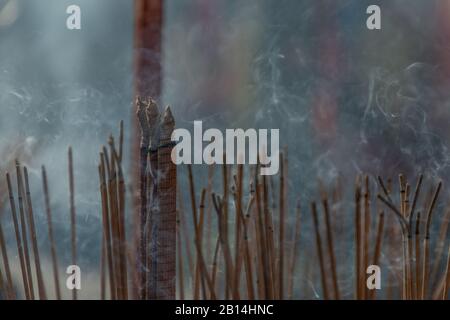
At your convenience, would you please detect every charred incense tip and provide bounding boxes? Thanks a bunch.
[146,99,160,149]
[160,106,175,142]
[136,96,150,145]
[146,98,159,125]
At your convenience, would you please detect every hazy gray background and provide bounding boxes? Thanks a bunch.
[1,0,450,299]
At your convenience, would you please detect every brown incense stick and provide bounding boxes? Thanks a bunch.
[287,200,301,300]
[278,154,285,300]
[323,197,340,299]
[99,156,116,299]
[369,212,384,300]
[362,175,370,300]
[0,216,14,299]
[176,211,185,300]
[355,179,362,299]
[42,166,61,300]
[311,202,329,300]
[23,167,47,300]
[6,172,30,299]
[415,211,421,300]
[68,147,77,300]
[421,181,442,299]
[15,161,34,300]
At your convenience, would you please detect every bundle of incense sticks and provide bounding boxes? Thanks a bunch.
[177,163,450,300]
[135,97,176,300]
[0,104,449,300]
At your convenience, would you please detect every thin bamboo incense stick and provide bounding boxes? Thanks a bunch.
[68,147,77,300]
[369,212,384,300]
[442,245,450,299]
[108,142,122,299]
[421,181,442,299]
[363,175,370,300]
[210,236,220,299]
[100,227,106,300]
[430,209,450,288]
[287,200,301,300]
[23,167,47,300]
[15,161,34,300]
[278,153,285,300]
[311,202,329,300]
[262,174,275,299]
[415,211,421,300]
[323,197,340,299]
[239,191,255,300]
[354,179,362,300]
[254,170,268,299]
[176,211,185,300]
[193,189,206,299]
[177,184,194,278]
[6,172,30,299]
[233,164,244,297]
[0,216,14,299]
[110,137,128,299]
[42,166,61,300]
[188,169,215,299]
[99,156,116,299]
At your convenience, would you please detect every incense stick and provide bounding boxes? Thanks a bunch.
[6,172,29,299]
[23,166,47,299]
[15,161,34,300]
[68,147,77,300]
[311,202,329,300]
[42,166,61,300]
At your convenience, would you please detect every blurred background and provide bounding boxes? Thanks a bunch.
[1,0,450,299]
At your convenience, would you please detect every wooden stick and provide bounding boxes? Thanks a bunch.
[176,211,185,300]
[311,202,329,300]
[421,181,442,299]
[42,166,61,300]
[193,189,206,299]
[262,175,275,299]
[0,213,14,299]
[188,168,216,299]
[99,156,116,299]
[240,190,255,300]
[430,209,450,288]
[287,200,301,300]
[354,179,362,299]
[6,172,30,299]
[68,147,77,300]
[110,138,128,299]
[415,211,422,300]
[254,171,268,299]
[100,227,106,300]
[278,154,285,300]
[362,175,370,300]
[23,167,47,299]
[15,161,34,300]
[442,245,450,299]
[233,164,244,297]
[210,236,220,299]
[177,184,194,278]
[323,197,339,299]
[369,212,384,300]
